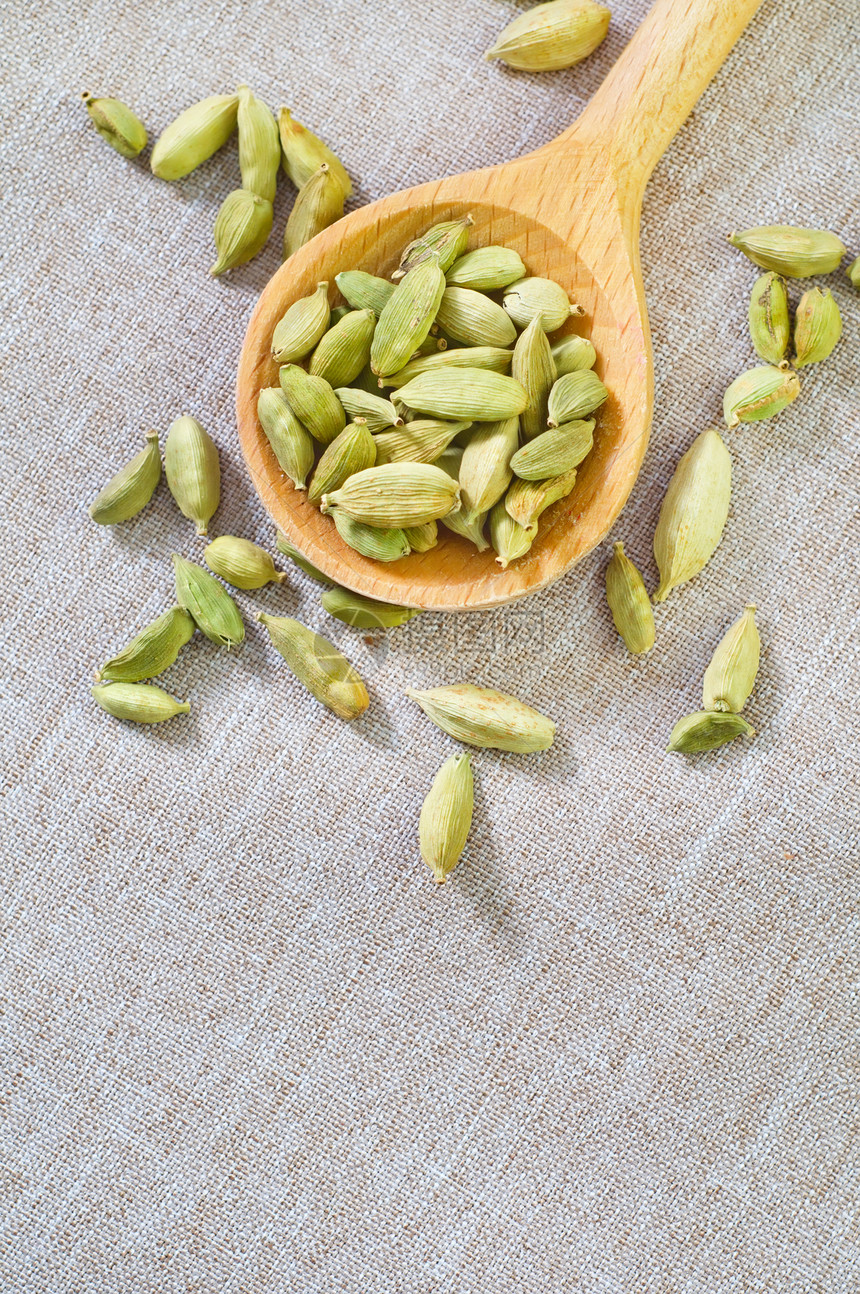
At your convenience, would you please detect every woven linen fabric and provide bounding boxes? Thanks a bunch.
[1,0,859,1288]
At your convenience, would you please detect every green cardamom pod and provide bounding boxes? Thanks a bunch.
[283,163,345,259]
[394,369,528,421]
[723,364,800,427]
[331,509,411,562]
[547,370,608,425]
[442,505,490,552]
[308,419,377,507]
[335,270,394,316]
[667,710,755,754]
[164,415,220,535]
[728,225,846,278]
[151,93,239,180]
[277,107,351,196]
[92,682,190,724]
[321,587,420,629]
[386,345,514,389]
[96,606,195,682]
[322,462,459,528]
[309,308,376,387]
[82,91,147,158]
[504,467,578,528]
[257,387,315,490]
[459,418,518,519]
[89,431,161,525]
[275,531,334,584]
[848,256,860,289]
[334,387,403,432]
[258,613,369,720]
[271,281,331,364]
[551,335,597,376]
[652,428,731,603]
[406,684,555,752]
[403,521,438,552]
[702,604,760,713]
[604,542,654,654]
[748,272,790,365]
[503,276,580,332]
[236,85,280,203]
[373,418,469,466]
[793,287,842,368]
[329,305,352,326]
[510,419,593,480]
[486,0,611,71]
[279,364,346,445]
[172,553,244,648]
[371,259,447,377]
[419,752,474,884]
[489,499,537,567]
[446,246,526,290]
[204,535,286,589]
[513,316,556,440]
[211,188,273,275]
[394,216,473,279]
[435,286,517,348]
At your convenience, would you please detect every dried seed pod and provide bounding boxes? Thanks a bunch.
[258,613,369,719]
[435,286,517,348]
[459,418,519,518]
[321,463,459,528]
[96,606,195,682]
[275,531,334,584]
[92,682,190,724]
[309,309,376,387]
[334,388,403,432]
[335,270,394,316]
[151,93,239,180]
[667,710,755,754]
[277,108,351,196]
[702,604,760,713]
[748,272,790,365]
[331,510,411,562]
[403,521,438,552]
[386,346,514,388]
[278,364,345,445]
[271,281,331,364]
[82,92,147,157]
[441,505,490,552]
[489,499,537,567]
[513,316,556,440]
[394,216,473,279]
[547,370,608,425]
[510,419,593,480]
[551,335,597,376]
[419,753,474,884]
[88,431,161,525]
[373,419,469,465]
[728,225,846,277]
[370,259,446,377]
[504,467,578,528]
[211,188,273,275]
[307,420,377,507]
[237,85,280,202]
[172,554,244,648]
[321,588,420,629]
[723,364,800,427]
[486,0,611,71]
[848,256,860,289]
[604,542,654,654]
[394,370,528,421]
[793,287,842,368]
[257,387,315,490]
[446,246,526,290]
[204,536,286,589]
[406,683,555,752]
[164,416,220,536]
[503,277,579,332]
[282,163,345,259]
[652,428,731,603]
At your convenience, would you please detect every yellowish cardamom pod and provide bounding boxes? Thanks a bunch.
[394,369,528,421]
[204,535,286,589]
[848,256,860,289]
[322,462,459,528]
[403,521,438,552]
[728,225,846,277]
[172,553,244,648]
[321,587,420,629]
[513,316,556,440]
[723,364,800,427]
[793,287,842,368]
[257,387,315,490]
[283,163,345,259]
[211,188,273,276]
[92,682,190,724]
[504,467,578,528]
[151,93,239,181]
[435,286,517,348]
[394,216,474,279]
[96,606,195,683]
[652,428,731,603]
[551,335,597,376]
[667,710,755,754]
[309,308,376,387]
[334,387,403,432]
[275,531,333,584]
[371,259,447,377]
[503,276,579,332]
[547,370,608,425]
[702,604,760,713]
[419,753,474,884]
[335,270,394,316]
[748,272,789,365]
[459,417,519,520]
[406,683,555,752]
[82,91,147,157]
[486,0,610,71]
[331,510,411,562]
[164,415,220,535]
[279,364,346,445]
[373,418,469,466]
[442,505,490,552]
[237,85,280,203]
[88,431,161,525]
[489,499,537,567]
[510,418,593,480]
[258,613,369,720]
[277,107,352,196]
[446,246,526,290]
[386,345,513,388]
[272,281,331,364]
[604,542,654,654]
[308,419,377,507]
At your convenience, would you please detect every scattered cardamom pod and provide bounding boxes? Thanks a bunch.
[394,216,473,279]
[164,415,220,535]
[258,613,369,720]
[446,246,526,291]
[489,499,537,567]
[551,335,597,376]
[728,225,846,277]
[279,364,346,445]
[271,281,331,364]
[702,604,760,713]
[505,467,579,528]
[88,430,161,525]
[442,505,490,552]
[204,535,286,589]
[211,188,273,276]
[394,370,528,421]
[283,163,345,259]
[667,710,755,754]
[275,530,333,584]
[322,462,459,528]
[459,418,518,520]
[236,84,280,202]
[277,107,351,196]
[331,509,411,562]
[435,286,517,348]
[604,542,654,654]
[406,683,555,752]
[82,91,147,158]
[486,0,611,71]
[151,92,239,180]
[96,606,195,683]
[308,419,377,507]
[321,588,420,629]
[257,387,315,490]
[848,256,860,289]
[172,553,244,648]
[419,753,474,884]
[512,316,556,440]
[403,521,439,552]
[793,287,842,368]
[652,428,732,603]
[748,272,790,365]
[373,418,469,465]
[334,388,403,432]
[371,259,447,377]
[503,276,579,332]
[510,418,593,480]
[309,308,376,387]
[723,364,800,427]
[92,682,190,724]
[335,270,394,316]
[547,370,608,425]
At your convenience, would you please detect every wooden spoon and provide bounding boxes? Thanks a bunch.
[237,0,762,611]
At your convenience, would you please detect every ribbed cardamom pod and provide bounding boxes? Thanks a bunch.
[667,710,755,754]
[386,346,514,389]
[333,388,403,432]
[279,364,346,445]
[848,256,860,289]
[271,281,331,364]
[257,387,315,490]
[371,259,447,377]
[406,684,556,752]
[394,369,528,421]
[723,364,800,427]
[489,499,537,567]
[164,416,220,535]
[277,108,352,196]
[322,463,459,528]
[321,587,420,629]
[446,246,526,291]
[434,286,517,348]
[89,431,161,525]
[486,0,610,71]
[204,535,286,589]
[504,467,578,528]
[334,270,394,316]
[702,604,760,713]
[459,418,518,519]
[236,85,280,203]
[373,418,469,466]
[403,521,438,552]
[728,225,846,277]
[547,370,608,425]
[275,531,334,584]
[92,682,190,724]
[394,216,474,279]
[82,92,147,158]
[309,308,376,387]
[283,163,345,259]
[96,606,195,683]
[331,510,411,562]
[503,276,580,332]
[513,316,556,440]
[604,542,654,654]
[551,335,597,376]
[211,188,273,275]
[793,287,842,368]
[442,505,490,552]
[258,613,369,720]
[308,419,377,507]
[748,272,790,365]
[151,93,239,180]
[329,305,351,326]
[510,418,594,480]
[652,428,731,603]
[419,753,474,884]
[172,554,244,648]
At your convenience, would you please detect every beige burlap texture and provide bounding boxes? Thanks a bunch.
[1,0,858,1288]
